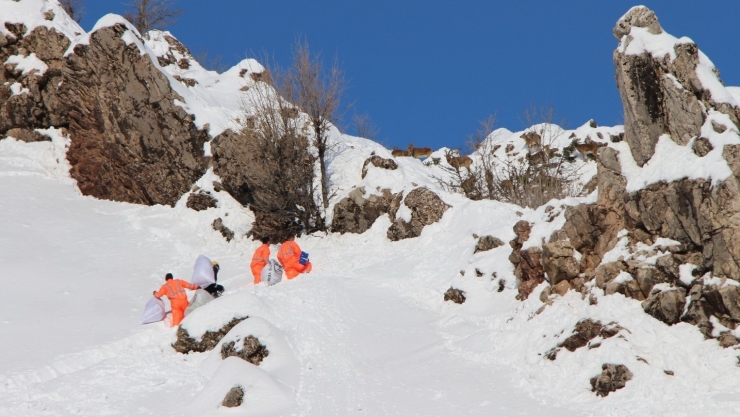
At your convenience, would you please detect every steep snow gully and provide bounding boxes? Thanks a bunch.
[4,137,740,416]
[0,138,580,416]
[4,2,740,416]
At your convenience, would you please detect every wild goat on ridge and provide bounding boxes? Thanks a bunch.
[575,140,604,160]
[408,143,433,159]
[391,143,434,159]
[391,148,411,157]
[445,150,472,173]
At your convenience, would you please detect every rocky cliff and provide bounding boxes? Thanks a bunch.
[1,2,212,206]
[539,6,740,343]
[63,21,209,206]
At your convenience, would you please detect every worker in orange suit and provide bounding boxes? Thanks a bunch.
[250,237,271,284]
[277,235,312,280]
[153,273,199,326]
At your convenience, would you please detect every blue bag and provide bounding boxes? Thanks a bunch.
[299,251,309,265]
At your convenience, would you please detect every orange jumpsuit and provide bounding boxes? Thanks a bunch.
[154,279,199,326]
[277,240,312,279]
[250,243,270,284]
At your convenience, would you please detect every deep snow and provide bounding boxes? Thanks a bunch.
[2,2,740,415]
[1,130,740,416]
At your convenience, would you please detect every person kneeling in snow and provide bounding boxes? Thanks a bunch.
[202,261,225,298]
[153,273,199,326]
[250,237,271,284]
[277,235,312,280]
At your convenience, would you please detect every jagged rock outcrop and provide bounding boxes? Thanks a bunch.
[642,287,686,325]
[474,235,504,254]
[221,335,269,365]
[614,6,740,166]
[63,23,209,206]
[508,221,545,300]
[331,187,402,234]
[546,319,623,360]
[361,155,397,179]
[590,364,633,397]
[533,7,740,346]
[676,282,740,338]
[387,187,450,241]
[718,332,740,348]
[172,316,248,353]
[210,130,254,204]
[542,240,579,285]
[4,127,51,142]
[443,287,466,304]
[0,23,70,138]
[1,9,212,207]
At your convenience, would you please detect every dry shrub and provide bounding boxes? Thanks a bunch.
[236,76,323,241]
[445,108,585,208]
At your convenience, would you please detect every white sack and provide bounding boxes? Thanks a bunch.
[185,289,215,316]
[191,254,215,287]
[141,297,166,324]
[261,259,283,286]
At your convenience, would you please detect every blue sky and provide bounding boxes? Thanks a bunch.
[79,1,740,150]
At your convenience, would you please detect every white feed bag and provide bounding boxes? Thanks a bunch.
[191,254,216,287]
[261,259,284,286]
[185,289,215,316]
[141,297,166,324]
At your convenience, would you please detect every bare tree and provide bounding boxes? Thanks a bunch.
[279,39,348,211]
[193,49,230,73]
[236,59,325,240]
[123,0,182,35]
[434,115,494,200]
[352,112,379,140]
[60,0,85,23]
[234,71,324,241]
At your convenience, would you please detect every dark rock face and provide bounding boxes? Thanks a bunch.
[187,191,217,211]
[387,187,450,241]
[0,25,70,137]
[546,319,623,360]
[680,283,740,338]
[212,218,234,242]
[561,319,622,352]
[210,129,253,206]
[1,16,211,207]
[508,221,545,300]
[172,316,248,353]
[331,187,402,234]
[718,332,740,348]
[642,288,686,325]
[221,386,244,408]
[474,235,504,254]
[361,155,398,179]
[538,7,740,347]
[63,24,209,206]
[542,240,579,286]
[443,287,466,304]
[4,127,51,142]
[614,6,740,167]
[221,335,269,365]
[590,364,633,397]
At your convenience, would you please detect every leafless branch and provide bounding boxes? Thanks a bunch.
[60,0,85,23]
[124,0,182,35]
[352,112,379,140]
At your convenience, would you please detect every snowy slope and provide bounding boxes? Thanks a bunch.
[2,131,740,416]
[2,2,740,416]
